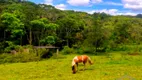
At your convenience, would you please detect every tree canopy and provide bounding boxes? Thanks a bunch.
[0,1,142,53]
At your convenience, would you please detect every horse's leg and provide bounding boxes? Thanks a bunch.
[83,61,86,70]
[76,63,78,71]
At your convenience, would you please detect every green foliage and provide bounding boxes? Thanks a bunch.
[83,17,108,53]
[4,41,16,52]
[56,17,84,47]
[46,23,58,30]
[1,12,24,39]
[30,18,49,29]
[30,18,58,45]
[1,12,24,28]
[0,0,20,3]
[35,48,54,58]
[61,46,75,54]
[0,42,5,53]
[3,41,29,53]
[0,45,41,64]
[1,1,142,62]
[30,19,45,28]
[0,52,39,64]
[36,48,48,58]
[40,36,56,45]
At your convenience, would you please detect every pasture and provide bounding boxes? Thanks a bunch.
[0,52,142,80]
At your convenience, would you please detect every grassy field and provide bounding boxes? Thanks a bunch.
[0,52,142,80]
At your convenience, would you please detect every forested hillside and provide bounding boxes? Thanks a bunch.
[0,0,142,61]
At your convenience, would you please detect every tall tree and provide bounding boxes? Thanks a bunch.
[30,18,58,45]
[57,17,84,47]
[1,12,24,45]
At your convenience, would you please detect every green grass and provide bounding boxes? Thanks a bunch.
[0,53,142,80]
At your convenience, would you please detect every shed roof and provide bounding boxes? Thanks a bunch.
[34,46,59,49]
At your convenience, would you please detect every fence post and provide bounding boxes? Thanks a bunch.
[56,48,59,56]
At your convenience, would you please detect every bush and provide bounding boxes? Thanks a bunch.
[36,48,52,58]
[76,48,84,54]
[0,54,13,64]
[61,46,75,54]
[0,42,5,53]
[0,45,41,64]
[0,52,40,64]
[106,44,142,52]
[0,44,60,64]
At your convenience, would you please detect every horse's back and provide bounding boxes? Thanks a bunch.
[77,55,88,62]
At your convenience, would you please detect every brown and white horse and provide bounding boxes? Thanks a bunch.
[72,55,93,74]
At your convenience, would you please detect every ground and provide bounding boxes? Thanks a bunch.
[0,52,142,80]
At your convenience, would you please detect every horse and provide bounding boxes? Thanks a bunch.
[72,55,93,74]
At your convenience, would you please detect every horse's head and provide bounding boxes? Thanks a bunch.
[90,61,93,65]
[88,57,93,65]
[72,65,76,74]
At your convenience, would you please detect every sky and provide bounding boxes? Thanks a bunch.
[28,0,142,16]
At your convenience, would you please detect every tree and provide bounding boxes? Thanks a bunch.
[1,12,24,45]
[56,17,84,47]
[40,36,55,45]
[30,18,58,45]
[84,18,103,52]
[21,2,40,45]
[112,17,131,44]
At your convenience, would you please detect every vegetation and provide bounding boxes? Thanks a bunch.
[0,0,142,64]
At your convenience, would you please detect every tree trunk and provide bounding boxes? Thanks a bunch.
[66,28,69,47]
[29,28,32,45]
[4,30,5,41]
[20,36,22,45]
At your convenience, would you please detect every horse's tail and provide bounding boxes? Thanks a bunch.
[88,56,93,65]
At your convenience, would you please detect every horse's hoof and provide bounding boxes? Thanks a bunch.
[80,69,84,71]
[73,72,76,74]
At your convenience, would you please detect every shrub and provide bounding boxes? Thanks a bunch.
[0,42,5,53]
[4,41,15,53]
[76,48,84,54]
[0,45,41,64]
[0,52,40,64]
[61,46,75,54]
[36,48,52,58]
[0,45,60,64]
[0,53,13,64]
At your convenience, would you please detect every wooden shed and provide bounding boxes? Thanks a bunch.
[34,46,59,56]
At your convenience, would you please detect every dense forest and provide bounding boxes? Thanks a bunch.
[0,0,142,63]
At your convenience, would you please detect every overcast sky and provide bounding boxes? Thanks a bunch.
[28,0,142,16]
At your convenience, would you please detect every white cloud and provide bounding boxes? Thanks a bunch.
[67,0,90,6]
[87,9,137,16]
[122,0,142,11]
[118,12,137,16]
[55,4,66,10]
[67,0,102,6]
[91,0,102,3]
[44,0,53,5]
[105,2,123,6]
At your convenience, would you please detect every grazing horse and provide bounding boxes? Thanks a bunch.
[72,55,93,74]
